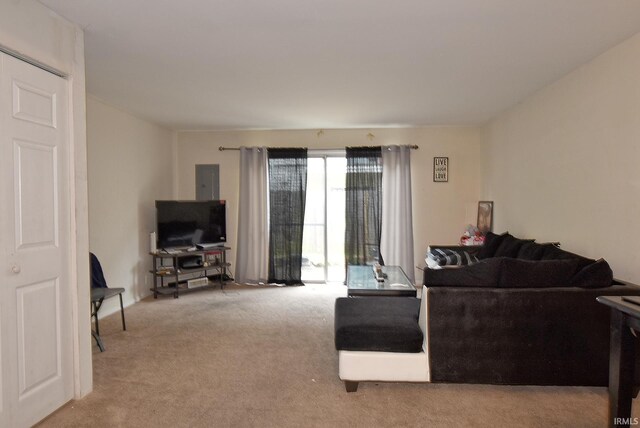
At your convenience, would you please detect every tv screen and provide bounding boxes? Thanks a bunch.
[156,200,226,249]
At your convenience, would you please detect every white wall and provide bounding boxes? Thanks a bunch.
[0,0,76,75]
[1,0,92,398]
[482,31,640,283]
[176,127,482,280]
[87,96,174,313]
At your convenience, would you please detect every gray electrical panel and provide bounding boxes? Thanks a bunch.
[195,164,220,200]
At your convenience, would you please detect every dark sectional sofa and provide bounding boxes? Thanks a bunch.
[423,232,640,385]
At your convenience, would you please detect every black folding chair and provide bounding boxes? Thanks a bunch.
[90,252,126,351]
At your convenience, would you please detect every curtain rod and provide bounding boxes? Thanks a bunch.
[218,145,419,151]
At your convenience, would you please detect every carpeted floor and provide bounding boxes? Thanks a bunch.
[38,283,635,427]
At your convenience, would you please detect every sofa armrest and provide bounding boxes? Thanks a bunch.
[427,283,640,385]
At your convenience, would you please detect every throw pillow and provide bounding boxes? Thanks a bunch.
[477,232,508,259]
[498,258,582,288]
[426,248,479,269]
[494,235,533,258]
[540,245,569,260]
[569,259,613,288]
[424,258,503,287]
[516,242,553,260]
[541,245,594,270]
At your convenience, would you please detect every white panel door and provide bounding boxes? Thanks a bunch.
[0,53,73,427]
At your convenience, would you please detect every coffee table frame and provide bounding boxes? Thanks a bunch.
[346,265,416,297]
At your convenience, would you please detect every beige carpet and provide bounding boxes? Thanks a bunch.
[38,283,636,427]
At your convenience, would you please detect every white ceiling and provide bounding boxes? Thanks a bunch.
[39,0,640,131]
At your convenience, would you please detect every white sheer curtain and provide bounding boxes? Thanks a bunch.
[380,145,415,283]
[235,147,269,284]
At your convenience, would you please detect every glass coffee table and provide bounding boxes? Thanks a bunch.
[346,265,416,297]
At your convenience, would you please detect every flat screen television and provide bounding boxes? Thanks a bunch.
[156,200,226,249]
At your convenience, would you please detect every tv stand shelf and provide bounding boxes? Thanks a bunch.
[150,247,231,299]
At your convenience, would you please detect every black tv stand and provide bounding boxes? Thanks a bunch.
[150,247,231,298]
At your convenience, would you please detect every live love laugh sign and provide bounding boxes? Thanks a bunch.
[433,157,449,182]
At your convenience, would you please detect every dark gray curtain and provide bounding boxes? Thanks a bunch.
[268,148,308,285]
[345,146,382,266]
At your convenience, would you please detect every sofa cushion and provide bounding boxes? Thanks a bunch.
[477,232,508,259]
[494,234,533,258]
[498,258,582,288]
[334,297,422,353]
[424,258,503,287]
[516,242,552,260]
[570,259,613,289]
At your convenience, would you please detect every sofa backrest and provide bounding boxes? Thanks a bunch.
[423,255,614,289]
[473,232,614,288]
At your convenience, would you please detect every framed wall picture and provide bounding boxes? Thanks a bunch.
[433,157,448,182]
[477,201,494,234]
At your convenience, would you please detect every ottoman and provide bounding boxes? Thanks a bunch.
[334,288,430,391]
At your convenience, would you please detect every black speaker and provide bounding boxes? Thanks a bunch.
[178,256,203,269]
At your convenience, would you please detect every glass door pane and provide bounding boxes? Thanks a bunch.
[301,158,325,281]
[326,157,346,282]
[302,156,346,283]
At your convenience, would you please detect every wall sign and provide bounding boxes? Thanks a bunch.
[433,157,448,182]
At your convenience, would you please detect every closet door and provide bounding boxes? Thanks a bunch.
[0,52,73,427]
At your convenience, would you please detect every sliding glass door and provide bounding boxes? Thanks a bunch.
[301,154,346,283]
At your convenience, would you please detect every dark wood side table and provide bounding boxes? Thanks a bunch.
[597,296,640,428]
